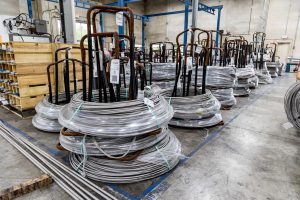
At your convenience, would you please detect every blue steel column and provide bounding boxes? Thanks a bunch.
[118,0,125,49]
[142,17,145,51]
[27,0,33,18]
[100,13,104,32]
[118,0,125,35]
[215,8,222,48]
[183,0,189,47]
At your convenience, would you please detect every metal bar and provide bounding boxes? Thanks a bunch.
[27,0,33,18]
[215,9,222,48]
[58,0,67,43]
[191,0,199,28]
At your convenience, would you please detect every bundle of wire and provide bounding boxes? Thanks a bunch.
[69,130,181,183]
[32,94,66,132]
[266,62,279,78]
[58,87,182,183]
[284,83,300,130]
[194,66,236,88]
[146,63,176,89]
[160,88,222,128]
[211,88,237,109]
[58,90,174,137]
[255,69,273,84]
[234,67,256,97]
[193,66,237,109]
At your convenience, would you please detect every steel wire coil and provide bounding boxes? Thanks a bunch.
[35,94,67,119]
[159,88,222,127]
[58,89,174,137]
[59,127,168,156]
[32,114,62,132]
[69,130,181,183]
[169,113,222,128]
[256,69,273,84]
[211,88,236,108]
[194,66,236,88]
[284,83,300,130]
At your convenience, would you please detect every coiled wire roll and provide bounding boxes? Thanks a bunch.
[194,66,237,88]
[59,127,168,156]
[32,114,62,132]
[69,130,182,183]
[256,69,273,84]
[58,89,174,137]
[160,88,222,128]
[284,83,300,130]
[146,63,176,89]
[211,88,237,109]
[32,94,67,132]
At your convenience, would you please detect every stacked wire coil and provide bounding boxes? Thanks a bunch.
[284,83,300,130]
[32,95,64,132]
[194,66,237,109]
[160,88,222,128]
[58,88,182,183]
[146,63,176,89]
[234,66,257,97]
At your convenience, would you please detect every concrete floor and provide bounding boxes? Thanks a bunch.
[0,73,299,200]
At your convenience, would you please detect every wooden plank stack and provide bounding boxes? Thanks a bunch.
[0,42,86,112]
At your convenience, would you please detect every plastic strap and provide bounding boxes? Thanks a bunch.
[155,145,171,170]
[92,136,136,159]
[68,101,84,123]
[125,88,129,100]
[75,134,87,177]
[147,104,161,128]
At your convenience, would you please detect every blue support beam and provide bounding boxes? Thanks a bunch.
[27,0,33,18]
[142,17,145,51]
[183,0,189,48]
[106,0,143,6]
[215,8,222,48]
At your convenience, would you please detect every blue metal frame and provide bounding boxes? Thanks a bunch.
[27,0,33,18]
[183,0,189,48]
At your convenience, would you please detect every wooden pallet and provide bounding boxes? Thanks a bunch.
[9,94,45,111]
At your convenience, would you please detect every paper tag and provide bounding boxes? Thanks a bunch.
[116,12,123,26]
[186,57,193,74]
[137,90,144,100]
[144,97,154,108]
[230,57,235,65]
[110,59,120,84]
[177,80,182,88]
[195,45,202,54]
[121,52,125,57]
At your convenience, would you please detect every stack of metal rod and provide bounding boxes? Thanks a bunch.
[58,88,182,183]
[194,66,237,109]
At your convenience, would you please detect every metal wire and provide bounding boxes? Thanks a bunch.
[69,129,182,183]
[58,89,174,138]
[284,83,300,130]
[59,128,168,156]
[0,121,117,200]
[160,88,222,127]
[32,114,61,133]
